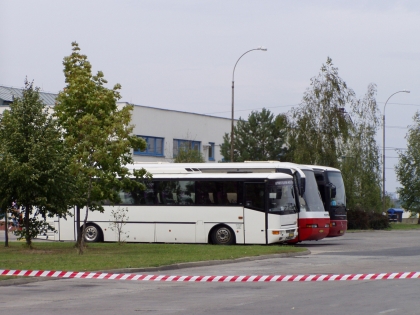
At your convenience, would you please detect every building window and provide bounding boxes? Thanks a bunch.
[134,136,164,156]
[173,139,200,158]
[208,142,215,161]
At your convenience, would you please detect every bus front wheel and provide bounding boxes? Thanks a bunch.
[211,225,235,245]
[84,224,102,242]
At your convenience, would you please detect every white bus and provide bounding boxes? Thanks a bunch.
[55,170,298,245]
[133,162,330,243]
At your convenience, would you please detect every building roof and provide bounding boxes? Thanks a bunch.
[0,85,232,121]
[0,86,57,106]
[121,102,233,121]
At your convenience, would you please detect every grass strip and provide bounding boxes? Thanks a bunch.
[348,222,420,232]
[387,223,420,230]
[0,242,305,276]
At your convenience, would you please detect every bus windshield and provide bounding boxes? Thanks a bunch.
[268,180,297,214]
[302,170,325,212]
[327,171,346,206]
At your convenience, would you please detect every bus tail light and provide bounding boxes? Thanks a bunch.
[306,224,318,228]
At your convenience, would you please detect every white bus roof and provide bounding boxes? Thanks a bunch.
[141,171,293,181]
[306,165,342,173]
[244,162,314,172]
[128,166,202,174]
[130,161,309,177]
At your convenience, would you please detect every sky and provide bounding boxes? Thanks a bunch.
[1,0,419,194]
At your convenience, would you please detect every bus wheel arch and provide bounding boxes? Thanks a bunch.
[83,223,103,242]
[210,224,236,245]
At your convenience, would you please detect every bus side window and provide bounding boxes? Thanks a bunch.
[224,181,240,205]
[227,193,237,204]
[244,183,265,211]
[217,192,225,205]
[208,193,214,203]
[162,191,176,204]
[144,191,156,205]
[195,181,212,205]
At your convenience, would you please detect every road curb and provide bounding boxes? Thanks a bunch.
[0,250,310,286]
[100,249,310,273]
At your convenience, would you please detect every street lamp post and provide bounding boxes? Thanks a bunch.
[230,47,267,162]
[382,90,410,213]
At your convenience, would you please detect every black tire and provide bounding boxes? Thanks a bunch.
[211,225,235,245]
[84,224,102,242]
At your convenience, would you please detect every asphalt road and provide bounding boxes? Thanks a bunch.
[1,230,420,315]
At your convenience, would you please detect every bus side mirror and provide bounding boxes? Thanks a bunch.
[327,183,336,198]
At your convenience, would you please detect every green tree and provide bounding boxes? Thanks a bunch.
[54,42,147,253]
[395,111,420,223]
[220,108,288,162]
[0,79,74,247]
[289,57,354,167]
[341,84,382,211]
[289,58,382,211]
[174,145,205,163]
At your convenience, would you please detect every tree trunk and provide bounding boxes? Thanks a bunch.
[24,204,31,247]
[4,207,9,247]
[78,177,93,254]
[76,176,93,255]
[79,206,90,254]
[76,205,88,255]
[76,205,81,248]
[76,205,87,255]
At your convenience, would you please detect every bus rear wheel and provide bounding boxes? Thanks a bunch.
[211,225,235,245]
[84,224,102,242]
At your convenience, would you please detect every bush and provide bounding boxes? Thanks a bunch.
[368,212,390,230]
[347,206,390,230]
[347,209,370,230]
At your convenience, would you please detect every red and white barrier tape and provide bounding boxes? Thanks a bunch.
[1,270,420,282]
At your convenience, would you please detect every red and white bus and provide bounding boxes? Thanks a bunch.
[309,165,347,237]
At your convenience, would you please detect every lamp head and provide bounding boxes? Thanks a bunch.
[258,46,268,51]
[404,90,410,93]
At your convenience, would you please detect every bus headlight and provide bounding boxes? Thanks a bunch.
[272,230,280,235]
[330,222,336,227]
[306,224,318,228]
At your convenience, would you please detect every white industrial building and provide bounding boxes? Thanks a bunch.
[0,85,231,163]
[128,103,231,163]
